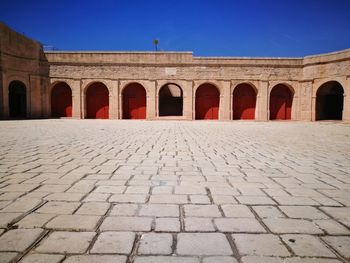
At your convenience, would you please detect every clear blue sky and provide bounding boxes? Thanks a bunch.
[1,0,350,57]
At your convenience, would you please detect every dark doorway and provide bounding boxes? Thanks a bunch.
[195,84,220,120]
[233,83,256,120]
[270,84,293,120]
[159,84,183,116]
[51,82,72,118]
[9,81,27,118]
[86,82,109,119]
[123,83,146,119]
[316,81,344,120]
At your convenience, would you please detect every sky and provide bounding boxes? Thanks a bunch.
[1,0,350,57]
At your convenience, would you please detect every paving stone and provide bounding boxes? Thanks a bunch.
[236,196,276,205]
[319,207,350,220]
[14,213,55,228]
[0,184,38,193]
[212,195,238,204]
[109,194,147,203]
[35,231,95,253]
[110,204,139,216]
[241,256,284,263]
[139,233,172,255]
[139,204,179,217]
[44,193,84,202]
[46,215,101,230]
[1,198,41,213]
[221,205,255,218]
[155,218,180,232]
[279,206,328,219]
[273,196,319,206]
[0,252,18,263]
[0,213,22,227]
[64,255,127,263]
[0,229,44,252]
[184,217,215,231]
[75,202,110,215]
[282,234,336,257]
[283,258,342,263]
[35,201,80,214]
[174,186,206,195]
[215,218,266,233]
[90,232,135,254]
[190,195,211,204]
[313,219,350,235]
[184,205,221,217]
[134,256,199,263]
[100,216,152,231]
[125,186,150,194]
[177,233,232,255]
[149,195,188,204]
[83,193,110,202]
[322,236,350,258]
[252,206,285,218]
[202,257,238,263]
[94,185,125,194]
[20,253,64,263]
[263,218,323,234]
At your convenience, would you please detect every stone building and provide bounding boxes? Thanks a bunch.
[1,23,349,121]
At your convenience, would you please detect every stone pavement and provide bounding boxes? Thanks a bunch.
[0,120,350,263]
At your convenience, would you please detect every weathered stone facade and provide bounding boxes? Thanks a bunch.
[1,23,349,121]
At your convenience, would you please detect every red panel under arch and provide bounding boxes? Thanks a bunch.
[122,83,146,119]
[232,84,256,120]
[86,82,109,119]
[269,84,293,120]
[195,84,220,120]
[51,82,72,118]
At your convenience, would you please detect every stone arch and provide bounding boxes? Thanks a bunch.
[269,84,294,120]
[232,83,257,120]
[158,83,183,116]
[8,80,27,118]
[51,82,72,118]
[316,81,344,120]
[85,82,109,119]
[195,83,220,120]
[122,82,147,119]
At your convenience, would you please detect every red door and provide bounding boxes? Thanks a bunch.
[122,84,146,119]
[270,84,292,120]
[51,83,72,118]
[86,83,109,119]
[195,84,220,120]
[233,84,256,120]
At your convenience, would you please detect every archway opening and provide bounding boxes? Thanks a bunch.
[122,83,146,119]
[232,83,256,120]
[316,81,344,121]
[86,82,109,119]
[195,83,220,120]
[51,82,72,118]
[9,81,27,118]
[158,84,183,116]
[269,84,293,120]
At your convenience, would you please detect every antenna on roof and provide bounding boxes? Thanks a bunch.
[153,39,159,51]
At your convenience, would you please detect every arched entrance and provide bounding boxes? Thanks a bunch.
[122,83,146,119]
[195,83,220,120]
[158,84,183,116]
[232,83,256,120]
[9,81,27,118]
[269,84,293,120]
[86,82,109,119]
[51,82,72,118]
[316,81,344,120]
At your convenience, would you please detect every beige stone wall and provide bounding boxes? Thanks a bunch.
[44,49,350,121]
[1,23,349,121]
[0,23,49,119]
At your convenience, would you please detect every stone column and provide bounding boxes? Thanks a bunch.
[182,80,193,120]
[343,76,350,121]
[257,81,269,121]
[40,77,50,118]
[146,81,156,120]
[299,81,313,121]
[109,80,119,119]
[70,80,82,119]
[220,81,231,121]
[29,75,42,118]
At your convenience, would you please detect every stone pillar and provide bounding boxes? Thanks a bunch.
[0,73,4,119]
[109,80,119,119]
[40,77,50,118]
[299,81,313,121]
[257,81,269,121]
[343,76,350,121]
[182,80,193,120]
[220,81,231,121]
[70,80,82,119]
[146,81,156,120]
[29,75,42,118]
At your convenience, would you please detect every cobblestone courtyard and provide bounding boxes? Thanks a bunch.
[0,120,350,263]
